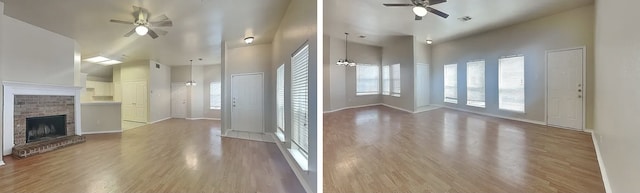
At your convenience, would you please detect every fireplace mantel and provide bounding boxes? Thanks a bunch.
[2,81,83,159]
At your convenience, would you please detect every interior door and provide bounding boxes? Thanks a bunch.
[547,48,584,130]
[171,83,187,118]
[231,73,264,133]
[122,81,148,123]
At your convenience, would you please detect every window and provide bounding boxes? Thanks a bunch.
[356,64,380,95]
[390,64,401,97]
[276,64,285,141]
[444,64,458,104]
[209,82,221,109]
[467,61,485,108]
[498,56,525,112]
[381,65,390,95]
[291,44,309,158]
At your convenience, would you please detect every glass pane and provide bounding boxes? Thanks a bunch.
[467,61,485,107]
[444,64,457,103]
[499,56,525,112]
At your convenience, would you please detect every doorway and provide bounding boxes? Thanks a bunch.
[171,83,187,118]
[230,73,264,133]
[547,47,585,130]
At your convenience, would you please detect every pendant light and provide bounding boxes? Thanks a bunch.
[186,59,197,86]
[336,33,357,66]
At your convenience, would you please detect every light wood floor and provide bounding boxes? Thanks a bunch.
[324,106,605,193]
[0,119,304,193]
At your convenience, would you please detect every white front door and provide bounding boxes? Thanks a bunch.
[231,73,264,133]
[171,83,187,118]
[547,48,584,130]
[122,81,148,123]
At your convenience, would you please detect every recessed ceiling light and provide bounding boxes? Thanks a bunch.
[83,56,110,63]
[458,16,472,22]
[426,40,433,45]
[98,60,123,65]
[244,37,255,44]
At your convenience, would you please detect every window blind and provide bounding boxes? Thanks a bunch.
[277,65,285,132]
[291,44,309,157]
[444,64,458,103]
[209,82,221,109]
[356,64,380,95]
[498,56,525,112]
[382,65,390,95]
[391,64,401,96]
[467,61,485,107]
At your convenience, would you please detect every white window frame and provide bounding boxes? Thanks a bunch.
[209,82,221,110]
[276,64,285,142]
[290,43,309,170]
[444,64,458,104]
[498,56,526,113]
[466,60,486,108]
[356,64,380,95]
[381,65,390,95]
[390,64,401,97]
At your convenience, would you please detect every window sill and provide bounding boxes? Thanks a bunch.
[390,94,401,97]
[276,130,285,142]
[444,99,458,104]
[209,107,221,110]
[288,148,308,171]
[356,93,379,96]
[466,103,486,108]
[499,108,526,114]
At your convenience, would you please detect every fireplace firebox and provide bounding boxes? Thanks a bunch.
[26,115,67,143]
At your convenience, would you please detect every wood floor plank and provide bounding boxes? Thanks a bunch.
[324,106,605,193]
[0,119,304,193]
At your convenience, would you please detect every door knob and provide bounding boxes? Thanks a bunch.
[578,89,582,92]
[578,95,582,98]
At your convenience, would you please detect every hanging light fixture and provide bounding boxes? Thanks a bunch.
[336,33,357,66]
[186,59,197,86]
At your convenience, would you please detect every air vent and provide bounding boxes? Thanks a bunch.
[156,64,160,68]
[458,16,472,22]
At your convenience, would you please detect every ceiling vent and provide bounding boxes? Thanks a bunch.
[458,16,472,22]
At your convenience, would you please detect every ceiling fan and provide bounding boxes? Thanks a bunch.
[109,6,173,39]
[383,0,449,20]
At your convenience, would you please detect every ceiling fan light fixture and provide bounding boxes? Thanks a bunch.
[412,6,428,17]
[244,37,255,44]
[426,40,433,45]
[135,25,149,36]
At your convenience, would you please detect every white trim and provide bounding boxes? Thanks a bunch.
[588,130,612,193]
[545,46,587,131]
[323,103,382,113]
[185,117,221,121]
[82,130,123,135]
[147,117,172,124]
[380,103,414,114]
[413,105,441,113]
[270,133,312,193]
[435,105,546,125]
[2,81,83,155]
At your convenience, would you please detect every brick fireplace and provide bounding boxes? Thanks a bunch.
[2,82,84,159]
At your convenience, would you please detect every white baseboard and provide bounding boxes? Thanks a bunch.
[589,131,612,193]
[82,130,123,135]
[0,160,5,166]
[186,117,221,121]
[434,104,546,125]
[323,103,382,113]
[147,117,172,124]
[414,105,441,113]
[270,133,312,193]
[380,103,414,113]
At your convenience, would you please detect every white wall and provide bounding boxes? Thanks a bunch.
[324,36,383,111]
[149,61,171,122]
[203,65,222,119]
[81,103,121,133]
[594,0,640,192]
[171,65,221,119]
[270,0,317,191]
[381,36,416,111]
[430,5,594,125]
[1,15,76,86]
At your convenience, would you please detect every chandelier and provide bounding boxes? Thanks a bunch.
[186,59,197,86]
[336,33,357,66]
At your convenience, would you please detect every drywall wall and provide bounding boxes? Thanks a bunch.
[149,61,171,122]
[430,5,594,125]
[382,36,415,111]
[594,0,640,192]
[81,103,121,133]
[323,35,332,111]
[325,36,382,111]
[225,44,272,130]
[203,65,222,119]
[1,15,76,86]
[0,2,5,159]
[171,65,205,119]
[270,0,317,191]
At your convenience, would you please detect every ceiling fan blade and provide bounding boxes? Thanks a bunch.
[110,19,134,25]
[415,15,423,20]
[427,0,447,5]
[152,28,168,36]
[123,28,136,37]
[383,3,414,6]
[150,20,173,27]
[151,14,169,22]
[426,7,449,18]
[148,29,159,39]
